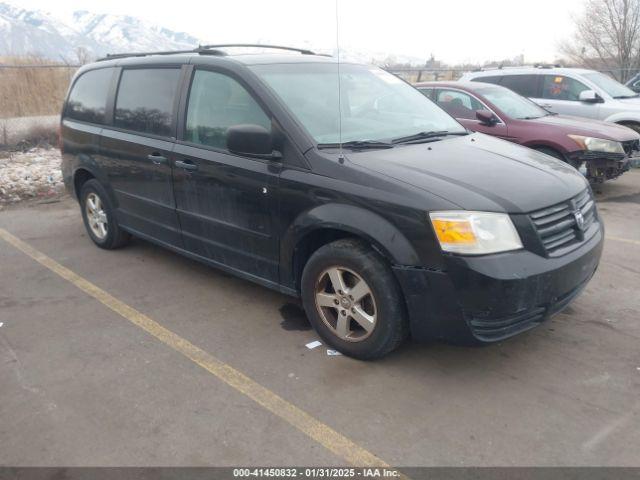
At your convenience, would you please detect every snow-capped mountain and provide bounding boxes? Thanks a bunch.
[69,11,200,54]
[0,2,428,66]
[0,2,200,62]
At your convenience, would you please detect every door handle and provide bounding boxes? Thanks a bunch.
[541,104,554,109]
[147,153,167,165]
[175,159,198,171]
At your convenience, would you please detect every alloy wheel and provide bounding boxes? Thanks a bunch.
[314,266,377,342]
[85,192,108,240]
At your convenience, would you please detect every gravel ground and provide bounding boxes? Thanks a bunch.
[0,147,64,205]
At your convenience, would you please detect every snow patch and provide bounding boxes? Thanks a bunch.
[0,147,64,204]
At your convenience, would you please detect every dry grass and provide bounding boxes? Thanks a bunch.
[0,56,77,118]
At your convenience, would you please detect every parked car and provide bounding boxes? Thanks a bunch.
[460,66,640,133]
[416,81,639,182]
[60,45,603,359]
[625,72,640,93]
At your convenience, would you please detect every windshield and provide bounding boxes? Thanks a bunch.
[480,85,549,119]
[250,63,465,145]
[583,72,638,98]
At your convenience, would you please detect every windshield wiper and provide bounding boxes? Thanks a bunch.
[614,94,639,99]
[317,140,394,150]
[391,130,468,145]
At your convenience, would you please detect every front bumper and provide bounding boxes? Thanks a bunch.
[568,150,632,181]
[393,226,604,345]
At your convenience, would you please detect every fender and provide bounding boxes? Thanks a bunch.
[279,202,421,288]
[603,111,640,125]
[521,140,567,157]
[68,152,118,208]
[61,119,118,207]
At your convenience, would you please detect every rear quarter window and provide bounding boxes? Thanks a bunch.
[65,68,114,124]
[114,68,182,137]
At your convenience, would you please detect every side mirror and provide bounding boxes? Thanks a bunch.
[476,110,498,125]
[579,90,602,103]
[226,124,280,159]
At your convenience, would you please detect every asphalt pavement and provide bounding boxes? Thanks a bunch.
[1,171,639,467]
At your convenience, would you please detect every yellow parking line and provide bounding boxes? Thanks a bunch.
[0,228,388,468]
[607,236,640,246]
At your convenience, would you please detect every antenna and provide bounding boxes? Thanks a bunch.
[335,0,344,159]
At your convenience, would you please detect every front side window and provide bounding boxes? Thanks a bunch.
[541,75,589,101]
[115,68,181,137]
[250,63,464,145]
[417,87,434,99]
[185,70,271,149]
[66,68,114,124]
[435,89,486,120]
[500,75,540,98]
[479,85,549,119]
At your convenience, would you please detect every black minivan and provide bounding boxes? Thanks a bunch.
[60,45,603,359]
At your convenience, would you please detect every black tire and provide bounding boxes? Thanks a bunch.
[79,179,130,249]
[300,238,408,360]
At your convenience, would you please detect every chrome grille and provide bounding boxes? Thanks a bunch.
[530,188,597,256]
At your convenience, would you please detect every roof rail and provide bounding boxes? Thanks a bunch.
[472,63,564,73]
[96,44,324,62]
[97,46,226,62]
[198,44,317,55]
[533,63,562,69]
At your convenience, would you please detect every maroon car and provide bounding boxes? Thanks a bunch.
[416,81,640,182]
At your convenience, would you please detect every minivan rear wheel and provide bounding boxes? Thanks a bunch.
[80,179,130,249]
[301,239,408,360]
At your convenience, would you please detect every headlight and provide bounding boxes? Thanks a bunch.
[568,135,624,154]
[429,211,523,255]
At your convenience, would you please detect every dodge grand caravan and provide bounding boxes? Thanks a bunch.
[60,45,604,359]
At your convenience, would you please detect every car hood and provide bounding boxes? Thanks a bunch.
[348,133,589,213]
[529,114,640,141]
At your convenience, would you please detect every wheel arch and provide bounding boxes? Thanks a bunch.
[614,119,640,133]
[73,168,96,200]
[71,162,118,207]
[280,203,420,292]
[604,111,640,125]
[525,142,567,158]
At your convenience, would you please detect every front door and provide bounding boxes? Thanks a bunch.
[434,88,509,138]
[100,67,183,247]
[172,68,280,282]
[533,74,601,119]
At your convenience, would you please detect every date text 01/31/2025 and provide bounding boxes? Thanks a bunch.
[232,468,401,478]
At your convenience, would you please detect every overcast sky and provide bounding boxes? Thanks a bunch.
[17,0,587,64]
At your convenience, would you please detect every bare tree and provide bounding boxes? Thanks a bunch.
[562,0,640,82]
[75,47,92,65]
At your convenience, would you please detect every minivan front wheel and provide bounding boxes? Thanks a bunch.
[301,239,408,359]
[80,179,130,249]
[315,266,378,342]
